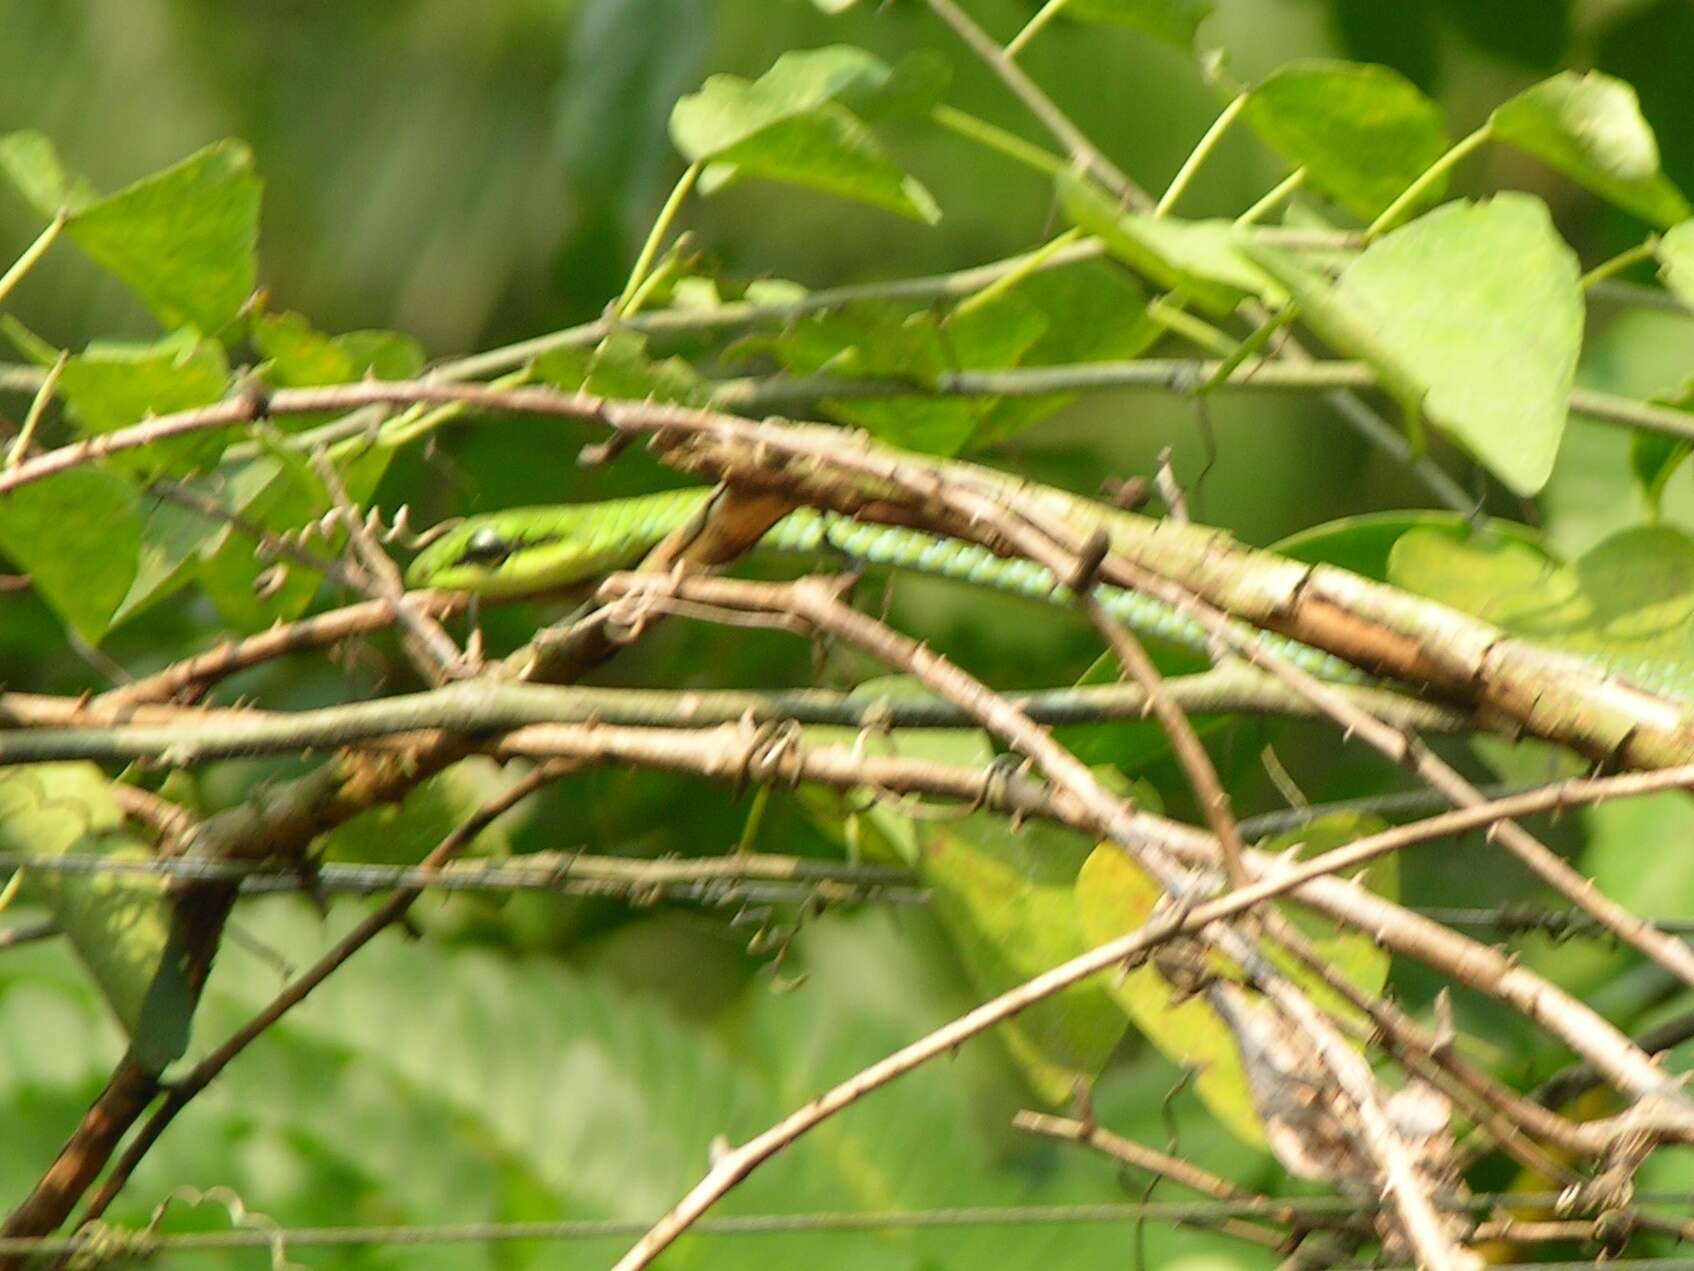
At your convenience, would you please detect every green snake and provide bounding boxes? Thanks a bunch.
[405,488,1371,683]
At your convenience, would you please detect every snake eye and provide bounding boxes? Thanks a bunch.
[458,526,512,567]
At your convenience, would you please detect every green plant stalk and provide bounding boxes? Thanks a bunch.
[0,212,66,312]
[1236,168,1306,226]
[4,350,66,469]
[1003,0,1070,58]
[1145,295,1236,356]
[1580,237,1660,291]
[1198,307,1294,393]
[950,227,1081,319]
[1155,93,1249,218]
[616,160,701,318]
[929,104,1068,179]
[1366,125,1490,240]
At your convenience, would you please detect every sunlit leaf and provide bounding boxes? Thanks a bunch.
[1059,173,1276,316]
[1076,845,1267,1148]
[1388,523,1694,703]
[1243,60,1449,220]
[0,765,195,1070]
[0,468,141,643]
[1252,195,1582,495]
[700,106,941,223]
[1258,813,1393,1033]
[671,46,940,222]
[1659,218,1694,310]
[57,329,231,475]
[1490,71,1690,227]
[67,140,262,336]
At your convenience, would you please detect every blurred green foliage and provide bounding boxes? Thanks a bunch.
[1,2,1693,1266]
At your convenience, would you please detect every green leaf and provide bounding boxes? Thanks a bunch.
[535,329,708,406]
[1254,195,1583,495]
[1076,845,1267,1148]
[672,46,892,156]
[253,310,425,387]
[1051,0,1213,47]
[966,259,1158,448]
[672,46,940,223]
[701,106,941,223]
[1058,173,1275,316]
[1659,218,1694,310]
[0,468,141,642]
[0,130,96,217]
[0,765,195,1070]
[1388,523,1694,704]
[844,49,953,123]
[57,329,231,475]
[1274,510,1544,579]
[111,491,221,628]
[1243,60,1450,220]
[753,300,1041,455]
[66,140,261,336]
[1630,432,1689,516]
[1490,71,1690,227]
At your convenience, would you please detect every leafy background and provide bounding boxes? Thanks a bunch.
[2,1,1693,1266]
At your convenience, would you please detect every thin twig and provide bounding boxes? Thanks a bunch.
[921,0,1151,208]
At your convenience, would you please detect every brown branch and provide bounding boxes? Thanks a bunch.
[598,572,1474,1268]
[96,592,466,709]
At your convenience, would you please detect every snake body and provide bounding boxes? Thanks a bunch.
[405,488,1370,683]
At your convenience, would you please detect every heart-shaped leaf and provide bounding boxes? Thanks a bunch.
[1252,195,1582,495]
[1490,71,1690,227]
[0,764,196,1071]
[1244,60,1449,220]
[67,140,262,336]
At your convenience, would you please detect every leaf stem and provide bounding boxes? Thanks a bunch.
[5,350,66,469]
[1366,125,1491,240]
[1580,236,1660,291]
[1003,0,1069,59]
[1236,167,1306,226]
[929,104,1068,179]
[616,161,701,318]
[1155,93,1248,218]
[950,226,1081,318]
[0,211,66,312]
